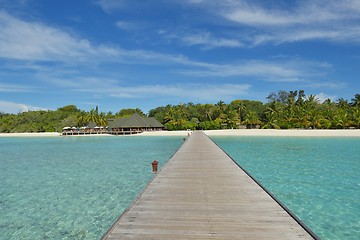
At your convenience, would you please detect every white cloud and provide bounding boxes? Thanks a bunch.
[180,32,243,49]
[178,58,330,82]
[108,83,252,101]
[308,82,344,89]
[316,92,337,103]
[223,1,345,27]
[0,100,48,114]
[0,11,119,62]
[252,27,360,46]
[45,75,251,101]
[95,0,126,13]
[185,0,360,45]
[116,21,134,30]
[0,11,233,65]
[0,83,35,92]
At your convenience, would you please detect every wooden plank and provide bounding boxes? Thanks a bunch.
[102,131,317,240]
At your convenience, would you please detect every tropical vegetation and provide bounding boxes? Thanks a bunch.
[1,91,360,133]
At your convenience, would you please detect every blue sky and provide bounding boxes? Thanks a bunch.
[0,0,359,114]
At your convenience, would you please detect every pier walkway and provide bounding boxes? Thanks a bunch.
[102,131,317,239]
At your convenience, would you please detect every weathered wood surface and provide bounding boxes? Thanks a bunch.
[102,131,316,240]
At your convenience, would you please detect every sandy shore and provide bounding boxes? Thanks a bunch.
[204,129,360,137]
[140,129,360,137]
[1,129,360,137]
[0,132,115,137]
[0,132,62,137]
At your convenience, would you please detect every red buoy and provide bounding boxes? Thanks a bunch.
[152,160,159,173]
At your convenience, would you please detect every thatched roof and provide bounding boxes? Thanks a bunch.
[146,117,165,128]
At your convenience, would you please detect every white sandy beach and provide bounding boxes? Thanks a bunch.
[0,132,116,137]
[1,129,360,137]
[205,129,360,137]
[0,132,62,137]
[140,129,360,137]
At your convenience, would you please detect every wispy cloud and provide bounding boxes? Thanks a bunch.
[116,21,136,30]
[0,11,119,62]
[223,1,345,27]
[185,0,360,45]
[0,10,331,83]
[315,92,337,103]
[108,83,251,100]
[178,58,331,83]
[0,100,48,114]
[46,76,252,101]
[178,32,243,49]
[95,0,127,13]
[0,83,36,92]
[307,81,345,89]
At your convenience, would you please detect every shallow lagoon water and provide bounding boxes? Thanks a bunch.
[0,136,182,239]
[1,135,360,239]
[211,136,360,240]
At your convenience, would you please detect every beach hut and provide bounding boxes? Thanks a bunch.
[108,113,164,135]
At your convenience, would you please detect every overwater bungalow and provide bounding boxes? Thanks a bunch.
[61,121,108,136]
[108,113,164,135]
[61,113,163,136]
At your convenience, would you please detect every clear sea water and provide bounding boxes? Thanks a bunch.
[1,136,359,240]
[211,136,360,240]
[0,136,183,239]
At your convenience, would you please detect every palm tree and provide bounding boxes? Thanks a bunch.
[216,100,226,112]
[76,111,88,127]
[337,98,350,109]
[262,111,280,129]
[85,108,100,126]
[287,90,298,106]
[306,94,320,106]
[230,100,246,121]
[204,104,214,121]
[98,112,108,127]
[351,94,360,107]
[351,109,360,129]
[164,108,176,124]
[304,110,325,129]
[225,110,240,128]
[296,89,306,105]
[177,103,189,120]
[334,111,352,129]
[243,111,261,129]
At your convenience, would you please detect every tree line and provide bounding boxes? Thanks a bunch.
[1,90,360,133]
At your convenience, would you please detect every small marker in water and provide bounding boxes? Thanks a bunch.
[151,160,158,173]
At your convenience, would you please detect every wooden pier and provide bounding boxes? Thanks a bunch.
[102,131,318,239]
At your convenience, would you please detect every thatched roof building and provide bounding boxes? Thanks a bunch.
[108,113,164,135]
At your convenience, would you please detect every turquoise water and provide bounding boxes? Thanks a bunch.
[2,135,360,240]
[211,136,360,240]
[0,136,182,239]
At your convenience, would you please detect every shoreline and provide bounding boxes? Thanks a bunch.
[1,129,360,137]
[204,129,360,137]
[0,132,62,137]
[135,129,360,137]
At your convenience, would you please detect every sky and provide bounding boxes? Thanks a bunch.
[0,0,359,114]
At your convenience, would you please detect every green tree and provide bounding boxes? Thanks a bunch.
[116,108,145,118]
[351,94,360,107]
[266,90,289,103]
[229,100,246,121]
[262,111,280,129]
[350,108,360,129]
[243,111,261,129]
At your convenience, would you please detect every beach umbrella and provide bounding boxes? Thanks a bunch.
[62,126,71,130]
